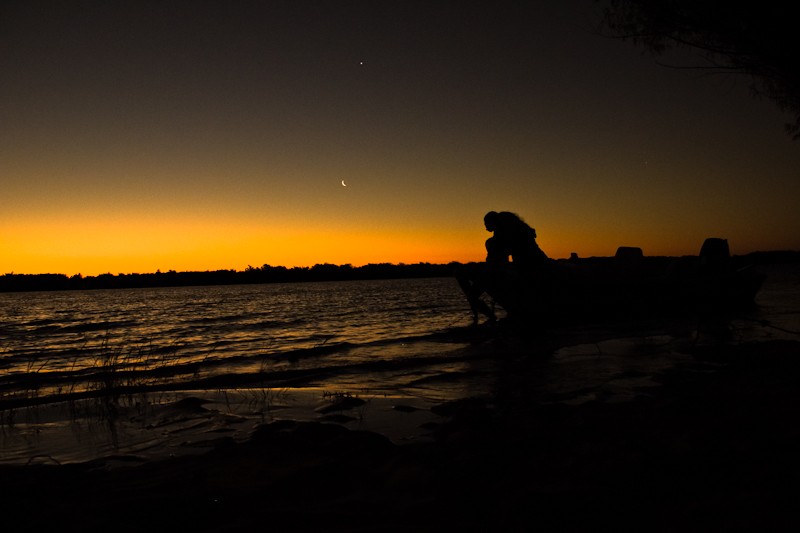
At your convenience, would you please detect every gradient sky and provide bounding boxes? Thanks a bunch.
[3,1,799,276]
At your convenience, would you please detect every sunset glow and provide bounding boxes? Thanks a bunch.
[2,1,798,276]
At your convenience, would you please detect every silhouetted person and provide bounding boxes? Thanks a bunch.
[457,211,550,323]
[483,211,548,268]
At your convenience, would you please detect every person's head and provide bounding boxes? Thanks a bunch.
[484,211,499,232]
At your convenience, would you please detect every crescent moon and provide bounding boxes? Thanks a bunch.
[341,180,347,187]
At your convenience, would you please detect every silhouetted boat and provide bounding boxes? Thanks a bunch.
[464,237,766,325]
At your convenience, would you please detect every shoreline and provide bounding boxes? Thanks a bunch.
[0,317,708,465]
[2,319,799,530]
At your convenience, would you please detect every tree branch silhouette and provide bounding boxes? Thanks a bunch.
[598,0,800,139]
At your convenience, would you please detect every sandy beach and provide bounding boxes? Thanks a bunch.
[2,314,799,532]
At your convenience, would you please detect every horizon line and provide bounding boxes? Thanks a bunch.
[4,248,799,278]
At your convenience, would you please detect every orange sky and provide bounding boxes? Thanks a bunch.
[2,1,799,276]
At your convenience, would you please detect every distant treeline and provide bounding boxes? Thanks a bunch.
[2,250,797,293]
[0,262,461,292]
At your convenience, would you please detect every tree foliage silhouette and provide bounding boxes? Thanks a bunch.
[600,0,800,138]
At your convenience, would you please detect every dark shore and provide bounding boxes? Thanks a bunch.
[2,322,799,532]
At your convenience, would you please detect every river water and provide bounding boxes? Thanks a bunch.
[1,277,475,402]
[1,266,798,464]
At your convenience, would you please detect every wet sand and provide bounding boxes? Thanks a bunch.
[2,320,800,531]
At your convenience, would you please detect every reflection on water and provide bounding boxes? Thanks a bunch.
[1,264,798,465]
[0,278,473,407]
[0,383,456,465]
[0,277,485,464]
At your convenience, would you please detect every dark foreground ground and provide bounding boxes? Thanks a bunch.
[2,335,800,532]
